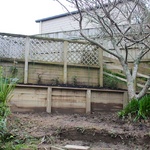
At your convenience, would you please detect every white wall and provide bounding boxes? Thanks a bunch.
[40,15,94,34]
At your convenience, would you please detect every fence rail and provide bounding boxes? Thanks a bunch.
[0,32,149,90]
[0,32,100,65]
[0,32,103,86]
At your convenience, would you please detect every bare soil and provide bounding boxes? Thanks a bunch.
[7,112,150,150]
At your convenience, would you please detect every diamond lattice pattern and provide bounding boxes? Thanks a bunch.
[67,43,99,65]
[30,38,64,62]
[0,35,25,59]
[0,34,99,66]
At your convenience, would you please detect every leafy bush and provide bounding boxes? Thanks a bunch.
[138,95,150,119]
[118,94,150,121]
[0,67,17,143]
[0,67,37,149]
[118,99,139,118]
[103,74,119,89]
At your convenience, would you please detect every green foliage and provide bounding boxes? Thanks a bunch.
[0,79,15,105]
[103,74,119,89]
[72,76,77,86]
[9,60,18,78]
[0,66,18,144]
[51,77,59,85]
[118,95,150,121]
[138,95,150,119]
[118,99,139,118]
[9,66,18,78]
[0,142,37,150]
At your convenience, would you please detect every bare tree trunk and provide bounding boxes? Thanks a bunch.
[56,0,150,101]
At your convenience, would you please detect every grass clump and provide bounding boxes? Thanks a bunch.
[118,94,150,121]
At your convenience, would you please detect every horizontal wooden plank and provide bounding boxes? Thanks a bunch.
[91,92,123,104]
[10,100,46,107]
[52,90,86,97]
[52,92,86,98]
[52,101,85,108]
[91,103,123,112]
[52,96,86,102]
[137,73,149,79]
[104,72,127,82]
[13,88,47,94]
[12,94,47,100]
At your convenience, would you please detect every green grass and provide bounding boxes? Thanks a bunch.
[0,142,37,150]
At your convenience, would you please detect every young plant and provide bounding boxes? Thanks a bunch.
[9,60,18,78]
[51,77,59,85]
[72,76,77,86]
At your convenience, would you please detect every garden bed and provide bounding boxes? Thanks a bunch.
[7,111,150,150]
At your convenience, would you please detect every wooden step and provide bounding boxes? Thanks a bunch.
[64,145,90,150]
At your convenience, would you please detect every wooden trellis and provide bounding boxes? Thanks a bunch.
[0,33,103,86]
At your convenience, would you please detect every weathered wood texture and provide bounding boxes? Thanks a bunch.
[0,61,24,83]
[10,85,125,113]
[10,86,47,112]
[0,60,100,86]
[67,66,99,86]
[91,90,123,112]
[28,63,64,85]
[1,32,149,91]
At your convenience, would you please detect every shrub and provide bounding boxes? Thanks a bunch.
[118,94,150,121]
[0,67,17,143]
[103,74,119,89]
[118,99,139,118]
[138,95,150,119]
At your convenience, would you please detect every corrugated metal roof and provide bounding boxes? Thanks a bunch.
[35,11,78,23]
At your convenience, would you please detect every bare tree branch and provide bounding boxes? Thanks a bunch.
[57,0,150,100]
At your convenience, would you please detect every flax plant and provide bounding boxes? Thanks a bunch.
[0,66,17,142]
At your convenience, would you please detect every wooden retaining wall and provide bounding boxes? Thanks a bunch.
[0,59,101,87]
[10,84,128,113]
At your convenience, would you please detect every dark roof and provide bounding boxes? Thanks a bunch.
[35,11,78,23]
[35,0,134,23]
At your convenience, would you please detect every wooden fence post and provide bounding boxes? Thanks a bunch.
[98,48,103,87]
[86,89,91,113]
[24,37,30,84]
[46,87,52,113]
[63,41,68,84]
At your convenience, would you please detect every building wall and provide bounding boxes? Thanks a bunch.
[38,1,147,36]
[40,14,94,34]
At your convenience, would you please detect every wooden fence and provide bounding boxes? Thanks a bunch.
[10,84,128,113]
[0,32,149,90]
[36,27,150,61]
[0,32,103,86]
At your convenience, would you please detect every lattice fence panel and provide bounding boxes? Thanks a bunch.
[0,35,25,59]
[29,38,64,62]
[67,42,99,66]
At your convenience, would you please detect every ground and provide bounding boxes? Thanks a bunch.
[7,111,150,150]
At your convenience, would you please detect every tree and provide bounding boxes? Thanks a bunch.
[56,0,150,100]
